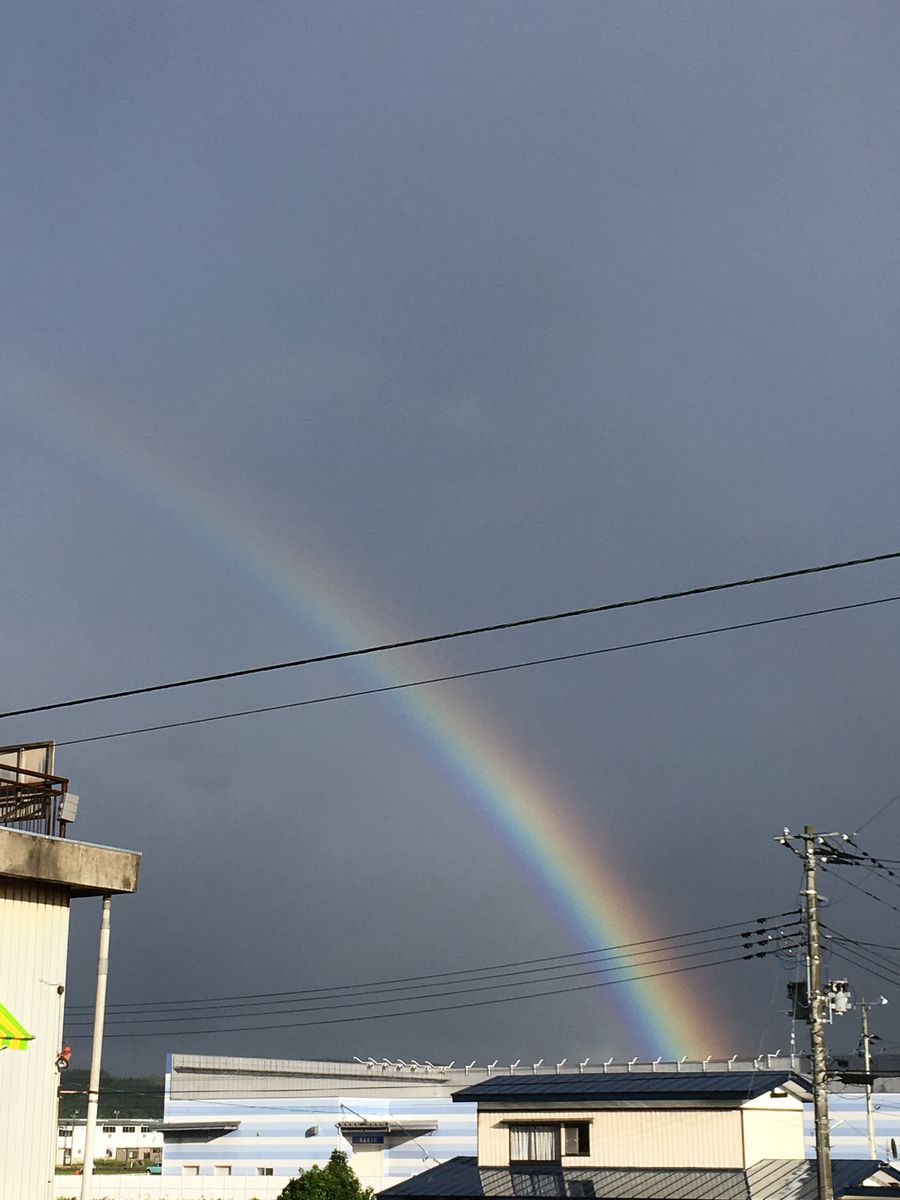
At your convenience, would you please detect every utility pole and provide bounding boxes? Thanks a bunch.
[859,995,887,1159]
[803,825,834,1200]
[778,826,836,1200]
[80,894,112,1200]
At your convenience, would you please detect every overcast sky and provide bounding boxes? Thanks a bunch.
[4,2,900,1075]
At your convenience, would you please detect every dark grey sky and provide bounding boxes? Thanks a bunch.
[4,1,900,1074]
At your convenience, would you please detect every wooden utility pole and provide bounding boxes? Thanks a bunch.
[803,826,834,1200]
[779,826,838,1200]
[859,996,887,1158]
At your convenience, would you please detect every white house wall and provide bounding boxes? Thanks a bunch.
[0,878,70,1200]
[476,1106,745,1170]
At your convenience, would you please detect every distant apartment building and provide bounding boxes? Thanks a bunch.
[57,1119,162,1168]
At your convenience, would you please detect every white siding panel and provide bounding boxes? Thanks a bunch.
[477,1108,744,1168]
[742,1105,806,1165]
[0,878,70,1200]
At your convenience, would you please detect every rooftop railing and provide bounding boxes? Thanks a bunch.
[0,762,74,837]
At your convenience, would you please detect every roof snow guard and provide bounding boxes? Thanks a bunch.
[452,1072,812,1105]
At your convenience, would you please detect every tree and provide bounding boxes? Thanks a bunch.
[278,1149,377,1200]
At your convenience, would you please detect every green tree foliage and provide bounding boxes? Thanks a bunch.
[278,1150,376,1200]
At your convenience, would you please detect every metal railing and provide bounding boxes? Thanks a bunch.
[0,762,72,837]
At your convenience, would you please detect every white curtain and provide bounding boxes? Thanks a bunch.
[511,1125,559,1161]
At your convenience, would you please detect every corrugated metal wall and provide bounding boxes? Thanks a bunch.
[0,878,70,1200]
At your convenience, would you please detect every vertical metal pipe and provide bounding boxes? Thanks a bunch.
[804,826,833,1200]
[80,895,112,1200]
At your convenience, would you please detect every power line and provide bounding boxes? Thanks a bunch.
[854,791,900,835]
[79,946,790,1040]
[827,947,900,993]
[64,909,799,1012]
[6,549,899,720]
[821,924,900,960]
[56,594,900,747]
[819,862,900,915]
[65,932,801,1030]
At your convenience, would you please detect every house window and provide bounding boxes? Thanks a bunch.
[141,1125,152,1133]
[62,1150,72,1166]
[214,1165,232,1176]
[182,1166,200,1176]
[510,1125,560,1162]
[509,1123,590,1162]
[102,1126,116,1134]
[122,1125,136,1133]
[258,1167,274,1176]
[563,1123,590,1156]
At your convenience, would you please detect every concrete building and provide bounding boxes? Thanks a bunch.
[57,1118,163,1168]
[0,742,141,1200]
[380,1072,900,1200]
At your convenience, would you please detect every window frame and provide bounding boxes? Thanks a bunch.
[508,1120,591,1163]
[562,1122,591,1157]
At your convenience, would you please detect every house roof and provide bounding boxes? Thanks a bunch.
[452,1072,811,1105]
[378,1157,900,1200]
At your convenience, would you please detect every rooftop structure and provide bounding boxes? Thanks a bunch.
[0,743,141,1200]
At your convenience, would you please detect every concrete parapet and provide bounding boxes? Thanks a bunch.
[0,826,140,895]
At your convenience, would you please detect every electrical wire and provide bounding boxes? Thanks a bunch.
[55,594,900,747]
[64,910,799,1013]
[827,947,900,993]
[823,928,900,955]
[855,792,900,836]
[5,549,899,720]
[843,838,900,891]
[819,863,900,915]
[821,932,900,982]
[65,932,802,1030]
[73,945,793,1040]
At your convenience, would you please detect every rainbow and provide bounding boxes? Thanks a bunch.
[8,382,733,1056]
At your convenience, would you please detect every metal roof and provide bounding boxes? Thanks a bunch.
[378,1158,900,1200]
[452,1073,811,1105]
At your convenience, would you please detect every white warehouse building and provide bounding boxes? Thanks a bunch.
[160,1053,900,1190]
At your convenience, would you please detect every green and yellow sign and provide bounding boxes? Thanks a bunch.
[0,1003,33,1050]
